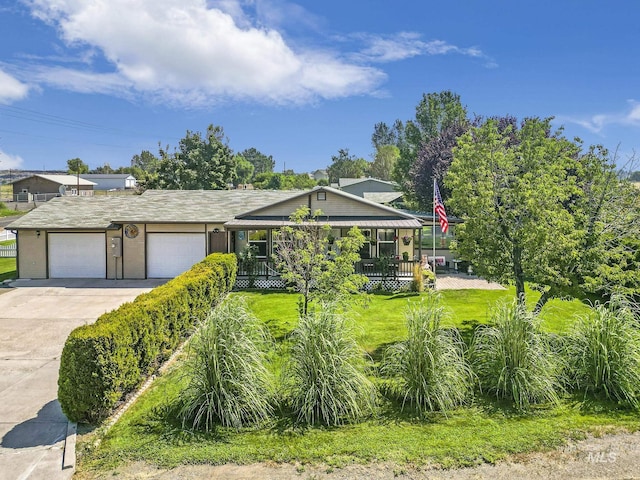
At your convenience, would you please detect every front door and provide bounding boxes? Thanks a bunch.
[209,230,227,253]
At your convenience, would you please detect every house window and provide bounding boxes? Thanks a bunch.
[419,225,455,250]
[377,228,396,257]
[317,191,326,201]
[359,229,372,259]
[248,229,268,257]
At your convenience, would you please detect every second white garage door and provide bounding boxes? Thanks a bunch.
[147,233,206,278]
[49,233,106,278]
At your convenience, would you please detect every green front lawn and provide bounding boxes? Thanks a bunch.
[77,288,637,474]
[0,241,16,281]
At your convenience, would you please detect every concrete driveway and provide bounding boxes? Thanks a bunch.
[0,278,167,480]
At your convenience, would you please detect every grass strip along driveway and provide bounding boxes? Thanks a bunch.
[75,288,640,474]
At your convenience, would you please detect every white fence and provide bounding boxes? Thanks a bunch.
[0,230,16,257]
[0,230,15,241]
[0,244,16,257]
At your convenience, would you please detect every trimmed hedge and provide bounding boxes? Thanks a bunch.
[58,253,237,423]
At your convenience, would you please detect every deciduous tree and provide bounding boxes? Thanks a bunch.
[446,117,584,306]
[370,145,400,181]
[371,120,404,150]
[239,147,275,177]
[393,91,467,197]
[66,158,89,174]
[234,154,254,185]
[150,124,236,190]
[327,149,369,183]
[273,206,366,316]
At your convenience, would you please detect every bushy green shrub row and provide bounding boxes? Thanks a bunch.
[58,253,237,423]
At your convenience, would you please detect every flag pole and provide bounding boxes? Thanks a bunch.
[432,177,436,273]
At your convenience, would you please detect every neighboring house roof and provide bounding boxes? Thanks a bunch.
[338,177,396,188]
[79,174,136,180]
[363,192,404,204]
[12,174,96,186]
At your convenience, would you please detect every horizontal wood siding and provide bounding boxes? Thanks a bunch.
[251,191,396,218]
[252,197,311,217]
[310,191,389,217]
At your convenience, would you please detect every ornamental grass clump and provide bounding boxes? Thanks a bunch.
[471,301,561,411]
[284,304,376,426]
[381,293,473,415]
[565,295,640,408]
[179,296,273,431]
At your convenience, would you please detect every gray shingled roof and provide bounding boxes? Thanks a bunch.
[112,190,304,223]
[7,188,421,230]
[7,196,131,229]
[7,189,305,229]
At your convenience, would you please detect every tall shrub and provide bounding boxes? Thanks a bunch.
[471,302,561,410]
[284,304,376,426]
[565,295,640,408]
[179,296,274,430]
[381,293,473,414]
[58,253,236,423]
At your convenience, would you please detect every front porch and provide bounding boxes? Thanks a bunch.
[234,258,421,291]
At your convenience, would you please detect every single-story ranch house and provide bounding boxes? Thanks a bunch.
[8,187,456,284]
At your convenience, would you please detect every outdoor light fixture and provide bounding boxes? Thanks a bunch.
[36,230,41,238]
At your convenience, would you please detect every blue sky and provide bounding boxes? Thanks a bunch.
[1,1,639,173]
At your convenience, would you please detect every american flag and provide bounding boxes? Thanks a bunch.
[434,182,449,234]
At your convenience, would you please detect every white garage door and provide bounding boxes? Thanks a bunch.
[49,233,106,278]
[147,233,206,278]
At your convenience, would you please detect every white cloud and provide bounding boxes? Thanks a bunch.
[562,100,640,134]
[353,32,495,66]
[0,149,25,169]
[0,69,29,103]
[22,0,385,105]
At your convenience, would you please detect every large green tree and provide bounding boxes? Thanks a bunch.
[252,172,317,190]
[239,148,275,177]
[371,120,404,150]
[369,144,400,181]
[150,125,236,190]
[130,150,160,173]
[448,117,640,309]
[326,149,370,183]
[446,118,586,307]
[393,91,467,197]
[67,158,89,174]
[233,154,255,185]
